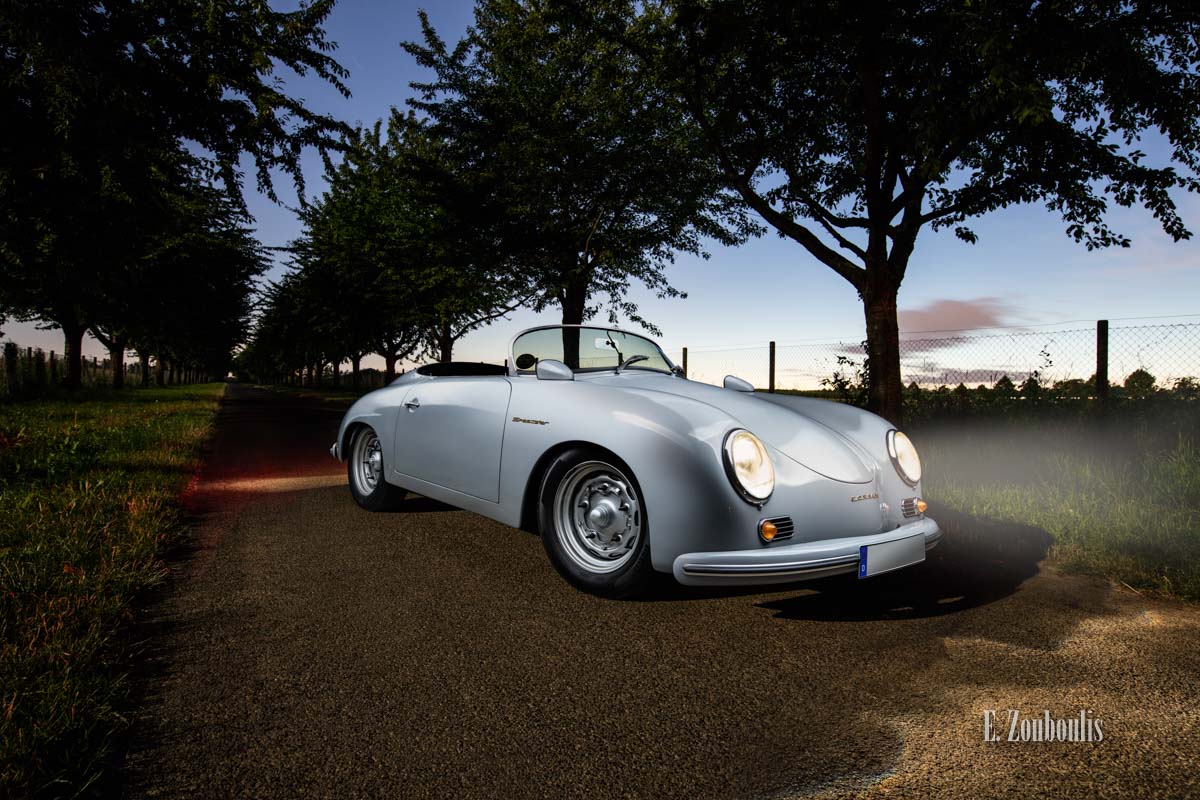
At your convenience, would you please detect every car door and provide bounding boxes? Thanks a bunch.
[391,377,513,502]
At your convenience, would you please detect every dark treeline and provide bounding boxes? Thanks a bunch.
[238,1,751,387]
[240,1,1200,426]
[0,1,353,389]
[5,2,1199,424]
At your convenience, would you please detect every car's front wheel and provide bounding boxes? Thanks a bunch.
[347,426,406,511]
[538,447,655,598]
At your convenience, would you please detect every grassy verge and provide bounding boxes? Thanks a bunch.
[917,414,1200,601]
[0,384,225,797]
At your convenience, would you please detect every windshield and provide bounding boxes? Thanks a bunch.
[511,326,675,375]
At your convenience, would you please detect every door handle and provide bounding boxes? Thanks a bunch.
[404,398,420,410]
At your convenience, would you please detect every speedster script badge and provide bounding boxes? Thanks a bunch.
[850,492,880,502]
[512,416,550,426]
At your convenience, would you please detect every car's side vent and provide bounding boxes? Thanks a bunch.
[901,498,921,518]
[762,515,795,541]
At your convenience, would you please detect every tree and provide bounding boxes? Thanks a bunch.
[252,114,526,385]
[1123,368,1158,399]
[404,0,753,362]
[0,0,350,386]
[646,1,1200,423]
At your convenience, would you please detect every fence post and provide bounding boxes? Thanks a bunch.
[769,341,776,393]
[682,347,688,379]
[1096,319,1109,401]
[4,342,18,395]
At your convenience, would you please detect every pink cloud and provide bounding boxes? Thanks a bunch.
[898,297,1024,334]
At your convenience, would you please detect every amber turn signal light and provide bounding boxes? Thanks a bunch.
[916,499,928,514]
[759,519,778,542]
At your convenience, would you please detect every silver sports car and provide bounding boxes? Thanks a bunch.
[331,325,940,597]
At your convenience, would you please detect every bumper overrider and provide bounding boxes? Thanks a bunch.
[672,516,941,587]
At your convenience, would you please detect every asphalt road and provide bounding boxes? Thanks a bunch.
[122,384,1200,799]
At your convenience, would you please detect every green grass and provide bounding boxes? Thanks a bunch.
[0,384,225,797]
[918,416,1200,601]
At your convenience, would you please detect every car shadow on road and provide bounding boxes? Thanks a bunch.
[383,493,459,514]
[637,507,1053,621]
[757,507,1053,621]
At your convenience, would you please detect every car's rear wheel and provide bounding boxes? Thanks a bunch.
[538,447,655,598]
[347,426,406,511]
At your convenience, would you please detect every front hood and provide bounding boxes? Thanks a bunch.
[583,372,876,484]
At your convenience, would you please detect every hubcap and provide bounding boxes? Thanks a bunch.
[553,461,642,573]
[353,430,382,494]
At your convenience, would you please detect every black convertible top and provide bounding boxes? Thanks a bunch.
[414,362,507,377]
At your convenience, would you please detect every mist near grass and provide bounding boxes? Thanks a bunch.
[914,408,1200,600]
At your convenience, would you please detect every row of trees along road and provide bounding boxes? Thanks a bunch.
[0,0,353,388]
[239,0,755,386]
[244,0,1200,424]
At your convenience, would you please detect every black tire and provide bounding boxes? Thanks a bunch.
[538,447,655,598]
[347,425,406,511]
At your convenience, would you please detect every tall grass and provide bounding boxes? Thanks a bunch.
[0,384,224,797]
[918,412,1200,600]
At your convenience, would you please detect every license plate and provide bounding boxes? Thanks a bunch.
[858,533,925,579]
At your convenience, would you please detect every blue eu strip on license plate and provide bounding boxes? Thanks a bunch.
[858,533,926,579]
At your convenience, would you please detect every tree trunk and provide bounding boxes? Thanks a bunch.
[384,353,397,382]
[559,274,589,369]
[156,357,165,386]
[331,360,341,387]
[138,351,150,387]
[61,322,85,390]
[438,320,454,363]
[863,281,903,425]
[351,354,361,389]
[108,339,126,389]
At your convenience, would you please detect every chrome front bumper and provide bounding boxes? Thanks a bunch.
[672,516,942,587]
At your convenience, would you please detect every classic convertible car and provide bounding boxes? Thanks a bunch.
[331,325,940,597]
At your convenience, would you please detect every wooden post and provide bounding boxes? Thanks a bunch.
[1096,319,1109,400]
[682,347,688,379]
[768,341,776,393]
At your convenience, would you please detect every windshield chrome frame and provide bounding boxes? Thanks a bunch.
[507,324,678,377]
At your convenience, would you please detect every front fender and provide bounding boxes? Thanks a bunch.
[498,380,829,572]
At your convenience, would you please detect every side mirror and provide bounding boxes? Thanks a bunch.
[723,375,755,393]
[536,359,574,381]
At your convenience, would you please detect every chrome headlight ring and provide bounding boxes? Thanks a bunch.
[886,429,922,487]
[722,428,775,505]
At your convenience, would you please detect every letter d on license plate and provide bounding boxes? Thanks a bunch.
[858,533,925,579]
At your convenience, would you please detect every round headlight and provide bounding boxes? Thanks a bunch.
[887,430,922,486]
[723,429,775,502]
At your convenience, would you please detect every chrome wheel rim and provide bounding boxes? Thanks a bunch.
[352,429,383,495]
[553,461,642,574]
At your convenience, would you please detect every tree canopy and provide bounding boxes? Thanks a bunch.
[0,0,351,386]
[643,0,1200,422]
[240,113,527,385]
[404,0,755,336]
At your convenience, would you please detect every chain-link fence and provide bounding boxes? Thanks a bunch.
[673,320,1200,392]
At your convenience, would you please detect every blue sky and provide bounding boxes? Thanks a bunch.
[5,0,1199,368]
